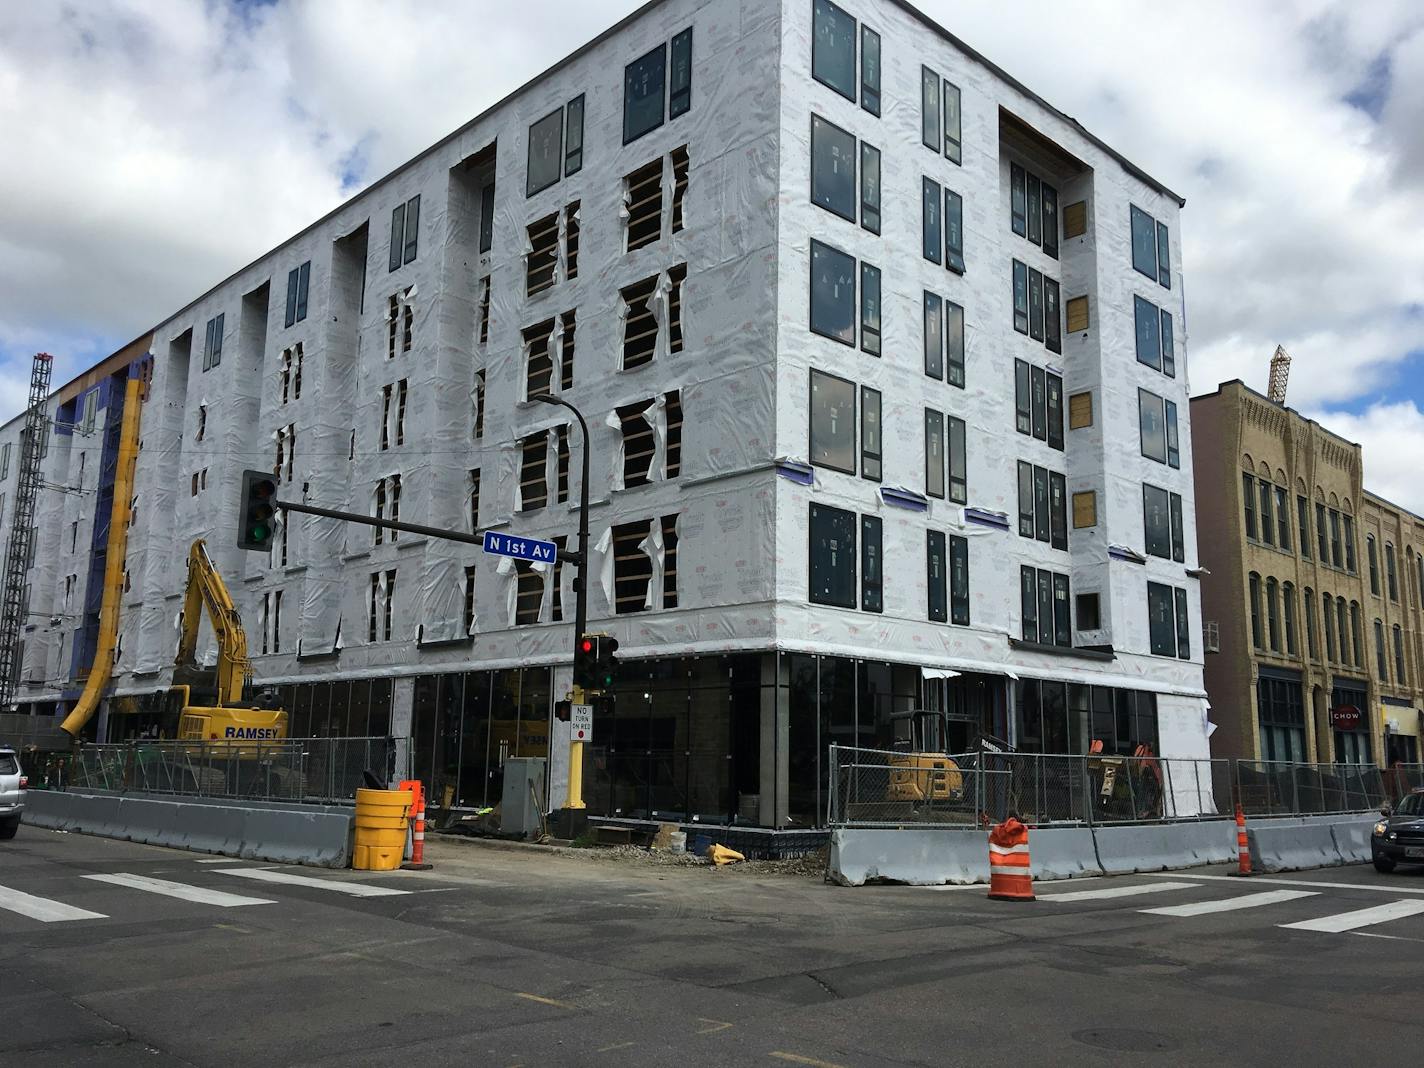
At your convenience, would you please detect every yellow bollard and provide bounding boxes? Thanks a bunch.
[352,788,413,871]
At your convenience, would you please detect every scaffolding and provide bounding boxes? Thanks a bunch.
[0,352,54,708]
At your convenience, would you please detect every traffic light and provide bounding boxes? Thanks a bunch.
[554,700,572,722]
[573,633,619,692]
[573,633,597,690]
[237,469,279,551]
[592,635,620,691]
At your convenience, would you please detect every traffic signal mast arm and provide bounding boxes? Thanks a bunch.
[262,493,584,566]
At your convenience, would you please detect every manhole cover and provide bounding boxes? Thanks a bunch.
[1072,1028,1181,1053]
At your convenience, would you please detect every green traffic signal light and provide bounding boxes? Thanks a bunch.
[238,470,280,551]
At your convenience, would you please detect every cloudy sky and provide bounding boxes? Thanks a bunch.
[1,0,1422,502]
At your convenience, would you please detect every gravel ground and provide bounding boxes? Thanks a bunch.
[575,842,829,878]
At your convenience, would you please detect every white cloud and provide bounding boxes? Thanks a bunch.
[1305,401,1424,515]
[1,0,1423,428]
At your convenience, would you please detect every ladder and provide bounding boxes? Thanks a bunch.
[0,352,54,707]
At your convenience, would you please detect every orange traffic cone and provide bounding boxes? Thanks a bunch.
[1234,804,1251,877]
[987,817,1035,901]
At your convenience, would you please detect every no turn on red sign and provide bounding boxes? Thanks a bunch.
[570,704,593,742]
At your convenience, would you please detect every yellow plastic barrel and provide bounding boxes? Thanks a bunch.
[352,788,413,871]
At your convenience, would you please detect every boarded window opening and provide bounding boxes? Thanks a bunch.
[557,425,570,503]
[665,391,682,477]
[669,263,686,353]
[626,158,663,251]
[1073,490,1097,528]
[477,276,491,346]
[520,432,548,511]
[662,514,679,607]
[473,369,486,440]
[560,309,576,390]
[671,146,689,233]
[621,275,658,369]
[1069,391,1093,429]
[1065,295,1090,333]
[523,318,556,399]
[514,560,544,625]
[526,211,559,295]
[620,400,657,487]
[387,295,399,359]
[1063,201,1088,239]
[613,520,653,614]
[564,202,580,280]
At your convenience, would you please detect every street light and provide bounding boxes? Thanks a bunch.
[532,393,593,825]
[531,394,590,650]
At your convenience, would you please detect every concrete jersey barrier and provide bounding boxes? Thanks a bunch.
[830,814,1373,886]
[21,789,355,868]
[1247,813,1378,872]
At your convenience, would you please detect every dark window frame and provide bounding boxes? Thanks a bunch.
[861,514,883,612]
[623,41,668,145]
[809,501,858,609]
[922,176,942,264]
[809,367,857,475]
[526,106,564,198]
[859,24,880,116]
[860,141,881,234]
[810,113,858,223]
[565,94,585,176]
[809,239,857,347]
[812,0,858,102]
[860,261,881,356]
[860,385,881,482]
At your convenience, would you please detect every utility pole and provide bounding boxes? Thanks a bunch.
[533,393,593,836]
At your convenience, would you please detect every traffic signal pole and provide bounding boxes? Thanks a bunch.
[533,394,591,816]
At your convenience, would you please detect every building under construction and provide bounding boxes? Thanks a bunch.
[0,0,1213,830]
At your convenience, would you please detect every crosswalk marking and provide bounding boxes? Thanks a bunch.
[215,868,411,897]
[82,873,276,907]
[1279,899,1424,933]
[1039,880,1200,903]
[1144,872,1424,897]
[1141,889,1319,917]
[0,883,107,923]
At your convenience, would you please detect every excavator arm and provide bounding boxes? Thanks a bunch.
[175,539,251,707]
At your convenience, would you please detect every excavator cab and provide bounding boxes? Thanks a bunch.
[886,709,964,805]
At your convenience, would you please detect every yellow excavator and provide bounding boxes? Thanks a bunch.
[170,538,287,748]
[887,708,965,806]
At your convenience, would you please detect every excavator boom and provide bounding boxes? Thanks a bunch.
[176,539,252,707]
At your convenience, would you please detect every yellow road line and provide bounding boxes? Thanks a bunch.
[597,1042,636,1053]
[696,1018,734,1034]
[515,992,576,1010]
[770,1053,848,1068]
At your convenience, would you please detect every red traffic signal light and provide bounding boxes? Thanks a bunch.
[237,469,280,551]
[574,633,597,689]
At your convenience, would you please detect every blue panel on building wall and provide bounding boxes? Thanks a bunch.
[881,486,929,512]
[72,371,128,680]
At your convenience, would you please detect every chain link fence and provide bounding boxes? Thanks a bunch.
[829,746,1284,828]
[61,737,397,805]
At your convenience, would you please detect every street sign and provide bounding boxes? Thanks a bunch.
[482,531,558,565]
[570,703,593,742]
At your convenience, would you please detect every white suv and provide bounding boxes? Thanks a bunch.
[0,747,26,839]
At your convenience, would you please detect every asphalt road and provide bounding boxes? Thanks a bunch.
[4,828,1424,1067]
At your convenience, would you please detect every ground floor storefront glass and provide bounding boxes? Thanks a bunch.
[402,653,1183,829]
[1257,669,1306,763]
[1014,680,1159,756]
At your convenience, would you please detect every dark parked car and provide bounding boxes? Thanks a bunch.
[1373,789,1424,873]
